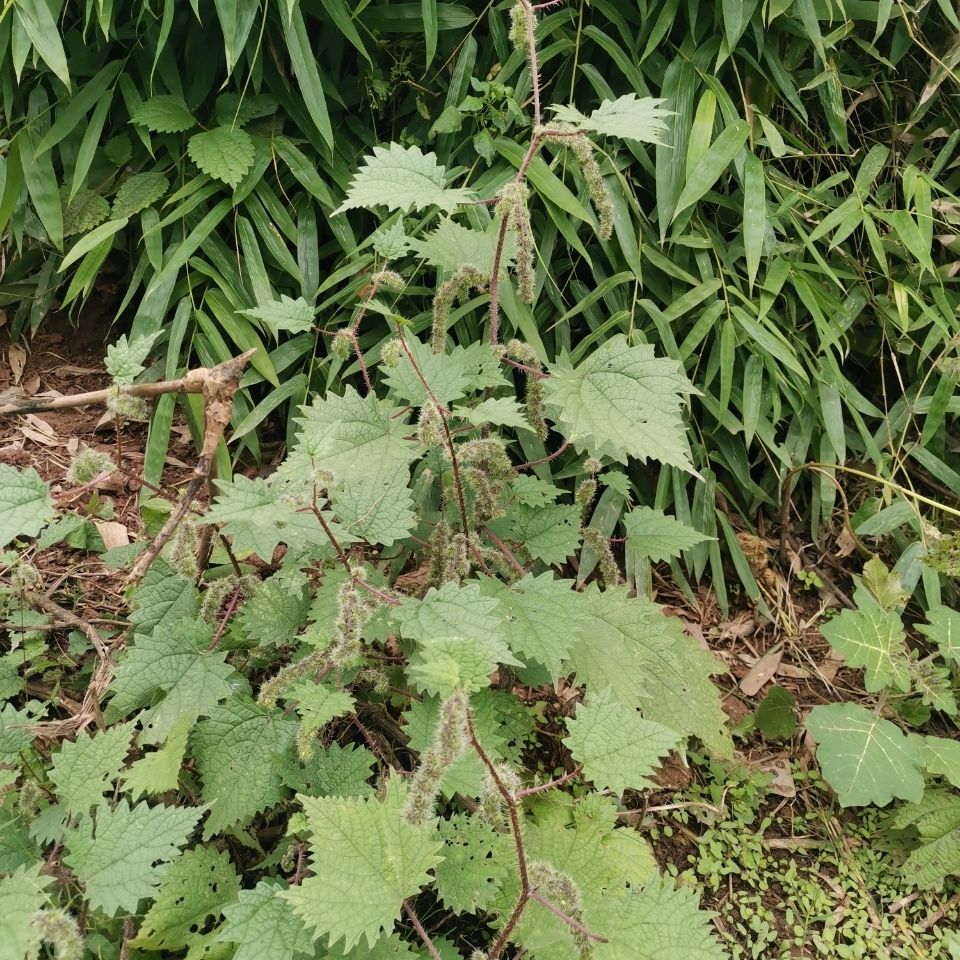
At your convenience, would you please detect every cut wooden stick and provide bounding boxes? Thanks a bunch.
[127,350,255,582]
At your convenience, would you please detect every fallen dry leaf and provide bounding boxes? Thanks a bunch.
[740,647,783,696]
[777,662,811,680]
[8,344,26,384]
[94,520,130,550]
[754,756,796,798]
[817,653,844,684]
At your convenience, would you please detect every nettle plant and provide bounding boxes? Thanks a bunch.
[0,3,736,959]
[805,556,960,890]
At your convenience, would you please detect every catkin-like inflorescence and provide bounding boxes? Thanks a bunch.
[376,269,405,293]
[575,478,597,521]
[506,339,548,440]
[331,329,354,360]
[17,779,43,824]
[508,0,530,53]
[65,447,116,486]
[580,526,619,589]
[259,566,375,707]
[418,399,446,448]
[545,125,614,241]
[32,910,83,960]
[477,761,523,831]
[529,861,592,959]
[431,264,489,354]
[497,181,535,303]
[403,690,469,825]
[380,338,403,368]
[428,516,452,586]
[199,573,258,623]
[460,437,514,523]
[105,384,148,421]
[170,518,200,580]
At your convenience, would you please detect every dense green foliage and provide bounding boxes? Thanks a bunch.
[2,0,960,956]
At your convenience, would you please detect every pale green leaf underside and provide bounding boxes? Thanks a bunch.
[410,216,516,274]
[820,604,910,693]
[623,506,714,562]
[807,702,924,807]
[550,94,671,145]
[335,143,475,214]
[918,606,960,666]
[0,465,55,547]
[283,784,442,951]
[544,336,698,472]
[240,295,316,336]
[216,878,314,960]
[564,688,681,795]
[64,800,205,916]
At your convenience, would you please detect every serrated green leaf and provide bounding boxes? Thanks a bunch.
[188,126,255,186]
[111,172,169,219]
[0,705,35,764]
[591,876,727,960]
[409,216,515,274]
[335,143,475,214]
[435,813,511,914]
[0,865,52,960]
[133,846,240,951]
[240,295,316,336]
[289,681,355,745]
[409,633,520,696]
[622,506,714,562]
[454,396,530,431]
[806,702,924,807]
[544,336,697,472]
[191,696,296,838]
[205,474,353,559]
[331,468,416,548]
[500,501,583,565]
[64,799,205,916]
[383,335,472,406]
[479,572,585,681]
[131,95,196,133]
[0,465,55,547]
[371,220,409,258]
[282,783,442,951]
[107,619,234,745]
[49,722,134,815]
[277,387,419,491]
[395,581,502,645]
[918,606,960,666]
[891,789,960,889]
[104,134,132,165]
[279,741,376,798]
[216,878,314,960]
[238,568,310,647]
[564,688,680,795]
[62,188,110,235]
[820,603,911,693]
[128,558,199,639]
[549,95,671,144]
[104,331,160,384]
[571,590,731,758]
[122,714,192,800]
